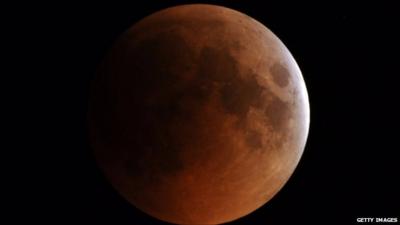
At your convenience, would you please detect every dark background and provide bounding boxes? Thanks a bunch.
[32,1,399,224]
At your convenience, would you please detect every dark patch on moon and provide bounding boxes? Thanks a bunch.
[130,31,196,92]
[117,32,202,181]
[197,46,264,119]
[245,130,263,150]
[220,74,264,118]
[197,46,237,82]
[124,118,185,184]
[270,62,290,87]
[156,146,185,174]
[264,95,291,133]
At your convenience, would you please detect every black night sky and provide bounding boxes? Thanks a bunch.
[30,1,399,224]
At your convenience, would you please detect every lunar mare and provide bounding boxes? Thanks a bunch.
[89,4,309,225]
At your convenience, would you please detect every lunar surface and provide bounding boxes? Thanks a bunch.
[88,4,310,225]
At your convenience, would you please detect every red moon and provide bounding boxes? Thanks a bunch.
[88,4,310,225]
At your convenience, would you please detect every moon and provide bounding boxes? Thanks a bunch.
[88,4,310,225]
